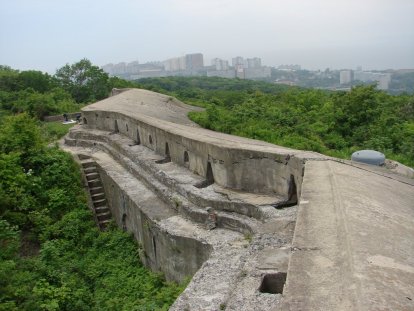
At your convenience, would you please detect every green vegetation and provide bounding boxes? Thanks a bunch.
[0,66,80,120]
[0,60,136,121]
[0,114,185,310]
[136,77,414,167]
[1,60,412,309]
[41,122,75,143]
[0,62,185,310]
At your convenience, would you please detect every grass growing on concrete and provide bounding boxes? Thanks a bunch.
[41,121,76,142]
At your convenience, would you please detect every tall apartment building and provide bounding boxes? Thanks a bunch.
[340,70,353,85]
[126,61,140,74]
[232,56,244,68]
[164,53,203,72]
[211,58,229,71]
[246,57,261,68]
[354,71,392,90]
[185,53,204,71]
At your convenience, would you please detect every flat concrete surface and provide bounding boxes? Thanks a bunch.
[281,160,414,311]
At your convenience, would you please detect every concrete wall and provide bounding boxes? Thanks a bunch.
[97,163,212,282]
[82,110,304,199]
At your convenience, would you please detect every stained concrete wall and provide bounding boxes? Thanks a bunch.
[97,162,212,282]
[82,110,304,199]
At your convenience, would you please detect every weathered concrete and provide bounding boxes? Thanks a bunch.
[281,160,414,311]
[81,88,325,197]
[62,88,414,311]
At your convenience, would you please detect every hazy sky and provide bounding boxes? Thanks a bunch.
[1,0,413,73]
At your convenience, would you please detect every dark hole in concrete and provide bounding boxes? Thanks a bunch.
[273,174,298,209]
[126,123,128,132]
[83,117,87,124]
[152,236,157,260]
[288,174,297,203]
[149,135,153,145]
[184,151,189,163]
[259,272,287,294]
[122,213,127,231]
[165,142,171,161]
[114,120,119,133]
[136,129,141,145]
[155,142,172,164]
[194,162,214,188]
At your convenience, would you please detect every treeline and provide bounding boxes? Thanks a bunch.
[136,76,414,167]
[0,60,134,120]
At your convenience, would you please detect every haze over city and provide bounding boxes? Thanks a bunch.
[1,0,414,73]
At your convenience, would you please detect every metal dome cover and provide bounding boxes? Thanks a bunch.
[351,150,385,166]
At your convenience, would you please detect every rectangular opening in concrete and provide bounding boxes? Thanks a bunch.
[155,142,172,164]
[136,129,141,145]
[114,120,119,133]
[272,174,298,209]
[194,162,214,188]
[259,272,287,294]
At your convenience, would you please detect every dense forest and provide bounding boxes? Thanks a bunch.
[136,76,414,167]
[0,61,182,311]
[1,59,413,310]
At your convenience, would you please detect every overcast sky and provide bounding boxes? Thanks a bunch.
[1,0,413,73]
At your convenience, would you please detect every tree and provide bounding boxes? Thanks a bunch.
[18,70,54,93]
[55,59,110,103]
[0,113,43,157]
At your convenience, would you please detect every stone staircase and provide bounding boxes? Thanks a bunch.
[81,159,112,230]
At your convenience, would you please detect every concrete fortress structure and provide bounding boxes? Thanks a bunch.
[62,88,414,311]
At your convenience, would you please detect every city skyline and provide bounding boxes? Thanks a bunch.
[1,0,414,73]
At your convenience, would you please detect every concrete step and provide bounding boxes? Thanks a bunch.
[85,172,99,180]
[89,186,104,195]
[96,211,111,221]
[81,161,96,168]
[77,154,91,161]
[91,192,105,200]
[93,198,106,207]
[64,137,76,146]
[95,205,110,213]
[88,179,102,188]
[83,166,98,173]
[98,219,112,229]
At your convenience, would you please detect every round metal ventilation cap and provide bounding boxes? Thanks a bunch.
[351,150,385,166]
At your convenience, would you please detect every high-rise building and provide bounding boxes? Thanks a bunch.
[211,58,229,71]
[102,63,114,75]
[340,70,353,85]
[185,53,204,71]
[127,61,140,74]
[353,71,391,90]
[246,57,261,68]
[164,57,186,71]
[113,62,127,75]
[232,56,244,68]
